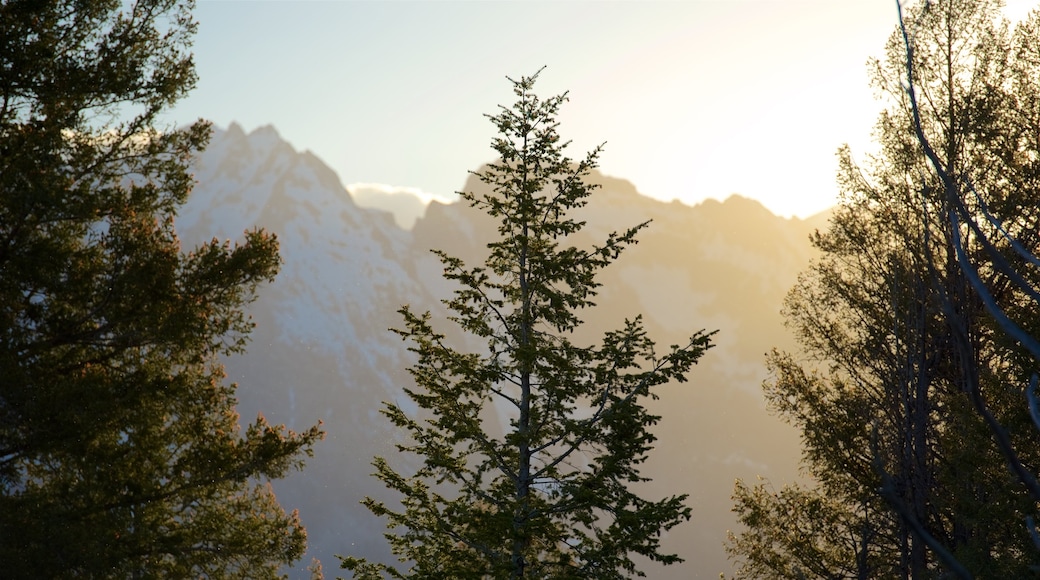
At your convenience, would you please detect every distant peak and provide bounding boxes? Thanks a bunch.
[588,171,640,198]
[721,193,768,210]
[249,124,282,139]
[692,194,780,219]
[212,122,290,151]
[224,121,246,139]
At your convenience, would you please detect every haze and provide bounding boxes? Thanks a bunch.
[170,0,904,218]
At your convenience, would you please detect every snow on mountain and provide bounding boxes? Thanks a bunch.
[176,124,823,579]
[178,123,437,396]
[177,124,441,573]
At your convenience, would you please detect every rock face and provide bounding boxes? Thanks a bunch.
[176,123,827,579]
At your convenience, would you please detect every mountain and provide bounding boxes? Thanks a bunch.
[346,183,442,229]
[176,123,827,579]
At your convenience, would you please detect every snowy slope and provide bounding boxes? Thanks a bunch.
[177,124,439,572]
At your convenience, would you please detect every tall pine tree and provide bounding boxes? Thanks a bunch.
[340,70,714,579]
[0,1,323,577]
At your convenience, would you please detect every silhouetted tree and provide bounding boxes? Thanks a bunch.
[887,0,1040,574]
[728,0,1040,577]
[0,1,323,577]
[340,70,714,579]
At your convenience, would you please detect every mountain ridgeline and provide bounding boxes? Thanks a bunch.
[175,123,827,578]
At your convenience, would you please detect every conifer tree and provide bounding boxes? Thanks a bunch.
[0,1,323,577]
[340,70,714,579]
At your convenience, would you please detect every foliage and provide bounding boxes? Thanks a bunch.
[892,0,1040,571]
[340,70,714,579]
[729,478,883,579]
[727,0,1040,577]
[0,1,323,577]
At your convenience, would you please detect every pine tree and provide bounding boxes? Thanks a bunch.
[727,1,1040,577]
[340,70,714,579]
[0,1,323,577]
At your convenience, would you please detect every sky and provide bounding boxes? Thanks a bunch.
[167,0,1037,219]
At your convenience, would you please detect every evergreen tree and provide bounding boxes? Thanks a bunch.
[0,1,323,577]
[340,70,714,579]
[727,1,1040,577]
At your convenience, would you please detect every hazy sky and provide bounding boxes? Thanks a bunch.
[168,0,1034,219]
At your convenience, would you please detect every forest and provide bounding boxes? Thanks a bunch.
[3,0,1040,578]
